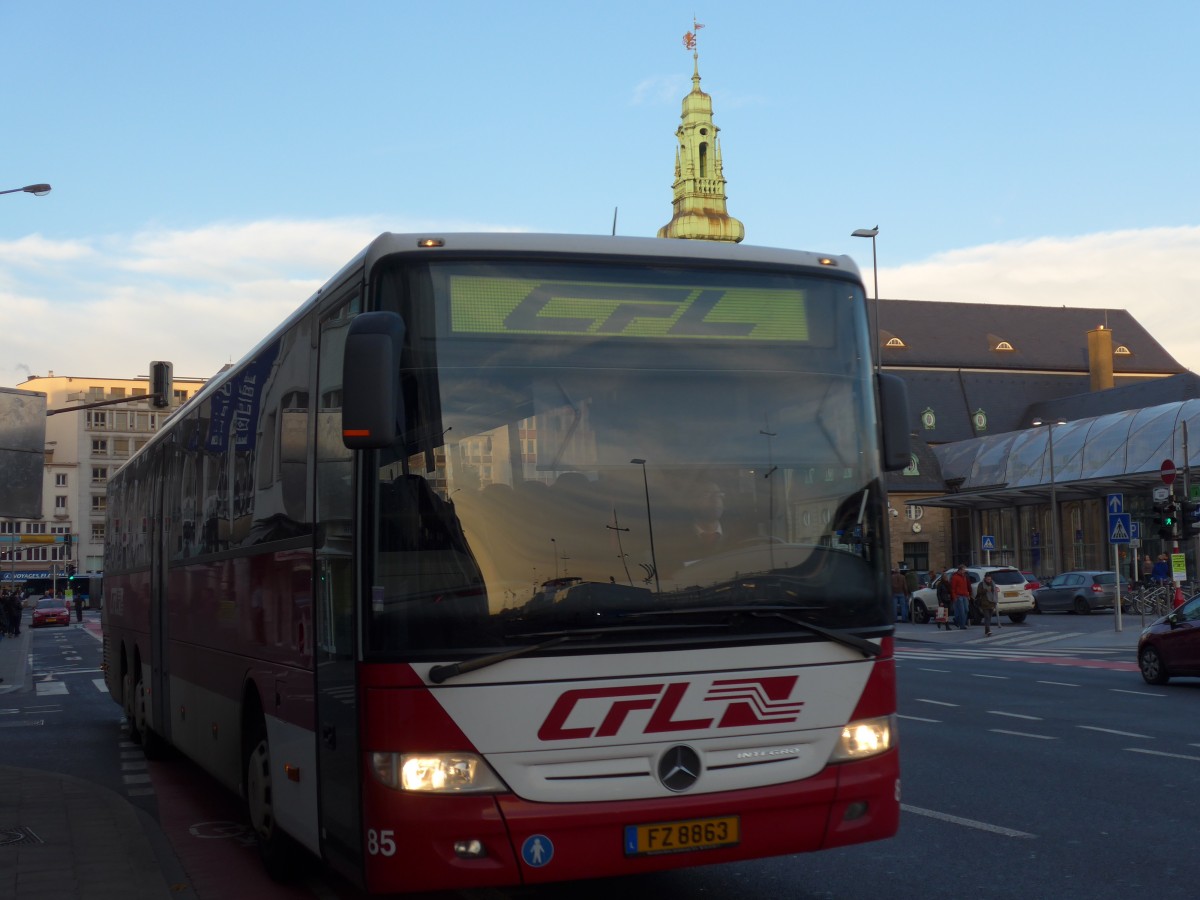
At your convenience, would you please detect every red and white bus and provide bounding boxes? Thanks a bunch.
[103,232,911,893]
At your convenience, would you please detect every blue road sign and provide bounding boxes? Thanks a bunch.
[1107,493,1124,515]
[1108,513,1131,544]
[1131,521,1140,540]
[981,535,996,551]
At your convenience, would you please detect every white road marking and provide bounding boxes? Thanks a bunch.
[987,710,1042,720]
[35,682,68,696]
[1124,748,1200,762]
[915,699,959,707]
[1110,688,1166,697]
[1037,680,1080,687]
[1077,725,1153,739]
[989,729,1056,740]
[917,668,952,673]
[902,804,1037,838]
[971,673,1009,680]
[1021,632,1087,646]
[897,714,941,723]
[93,678,109,693]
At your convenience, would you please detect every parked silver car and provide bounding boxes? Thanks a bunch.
[1033,571,1131,615]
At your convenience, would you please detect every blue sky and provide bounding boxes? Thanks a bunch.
[4,1,1199,386]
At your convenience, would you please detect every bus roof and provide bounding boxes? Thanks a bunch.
[362,232,861,279]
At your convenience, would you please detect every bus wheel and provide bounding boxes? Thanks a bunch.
[245,717,298,880]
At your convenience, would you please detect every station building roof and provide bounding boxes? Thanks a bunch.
[919,398,1200,510]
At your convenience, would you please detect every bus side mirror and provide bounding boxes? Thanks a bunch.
[342,311,406,450]
[877,372,911,472]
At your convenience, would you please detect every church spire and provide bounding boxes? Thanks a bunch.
[657,22,744,243]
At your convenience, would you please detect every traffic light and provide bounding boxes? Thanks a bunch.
[1152,501,1171,542]
[1154,501,1169,540]
[1183,500,1200,537]
[66,564,76,578]
[150,360,173,409]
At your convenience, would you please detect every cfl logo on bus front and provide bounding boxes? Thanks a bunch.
[537,676,804,741]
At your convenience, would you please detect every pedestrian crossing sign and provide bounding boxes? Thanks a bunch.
[1108,513,1131,544]
[981,535,996,551]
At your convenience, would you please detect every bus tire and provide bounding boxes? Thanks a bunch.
[244,715,298,881]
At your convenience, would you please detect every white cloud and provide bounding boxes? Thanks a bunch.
[883,227,1200,373]
[0,234,95,265]
[0,216,521,386]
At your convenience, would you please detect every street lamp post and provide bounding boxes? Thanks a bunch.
[0,183,51,197]
[851,227,880,373]
[630,459,661,594]
[1032,418,1067,575]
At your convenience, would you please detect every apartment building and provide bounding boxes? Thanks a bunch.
[2,371,207,590]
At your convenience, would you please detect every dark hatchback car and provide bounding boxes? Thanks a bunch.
[1033,571,1130,615]
[1138,593,1200,684]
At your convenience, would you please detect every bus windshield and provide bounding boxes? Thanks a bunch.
[364,257,887,657]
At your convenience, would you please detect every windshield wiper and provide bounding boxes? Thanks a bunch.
[624,605,881,659]
[429,635,575,684]
[427,621,731,684]
[750,610,881,658]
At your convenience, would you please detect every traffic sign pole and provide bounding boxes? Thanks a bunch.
[1113,543,1123,633]
[1108,503,1130,634]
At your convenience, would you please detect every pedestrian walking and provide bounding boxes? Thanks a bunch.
[4,589,21,636]
[1141,554,1154,587]
[73,591,84,623]
[890,567,908,622]
[974,572,999,637]
[935,572,954,630]
[949,564,972,630]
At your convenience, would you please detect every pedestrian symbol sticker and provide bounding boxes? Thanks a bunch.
[522,834,553,868]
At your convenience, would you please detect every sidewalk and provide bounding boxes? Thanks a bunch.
[0,610,189,899]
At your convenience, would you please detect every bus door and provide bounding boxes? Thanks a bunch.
[314,296,365,880]
[148,446,171,741]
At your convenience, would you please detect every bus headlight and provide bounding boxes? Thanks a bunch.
[830,715,895,762]
[370,751,506,793]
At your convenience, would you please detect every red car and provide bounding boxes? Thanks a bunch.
[32,597,71,627]
[1137,593,1200,684]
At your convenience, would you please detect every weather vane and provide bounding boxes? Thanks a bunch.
[683,17,705,52]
